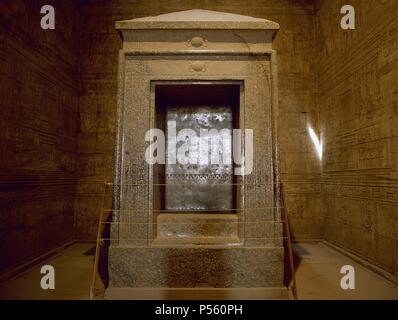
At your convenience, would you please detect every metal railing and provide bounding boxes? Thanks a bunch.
[90,181,298,299]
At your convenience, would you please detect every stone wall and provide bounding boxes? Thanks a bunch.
[76,0,322,240]
[316,0,398,275]
[0,0,81,273]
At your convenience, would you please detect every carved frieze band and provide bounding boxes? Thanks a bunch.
[123,50,273,57]
[322,183,398,203]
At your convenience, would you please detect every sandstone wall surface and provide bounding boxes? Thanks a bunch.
[316,0,398,275]
[0,0,81,273]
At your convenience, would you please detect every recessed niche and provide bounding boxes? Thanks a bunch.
[153,82,241,214]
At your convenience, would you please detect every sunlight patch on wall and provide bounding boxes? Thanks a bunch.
[308,127,322,160]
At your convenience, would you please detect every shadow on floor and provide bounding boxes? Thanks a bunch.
[283,236,306,291]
